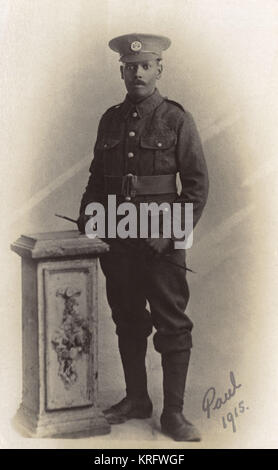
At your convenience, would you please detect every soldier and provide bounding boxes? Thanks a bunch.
[78,33,209,441]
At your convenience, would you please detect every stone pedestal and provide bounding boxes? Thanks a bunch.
[11,230,111,438]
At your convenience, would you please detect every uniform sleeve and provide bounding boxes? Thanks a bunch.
[175,112,209,229]
[79,117,106,214]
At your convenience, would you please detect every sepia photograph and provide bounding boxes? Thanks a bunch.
[1,0,278,451]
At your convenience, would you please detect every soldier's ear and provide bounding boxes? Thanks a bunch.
[156,62,163,80]
[120,65,124,80]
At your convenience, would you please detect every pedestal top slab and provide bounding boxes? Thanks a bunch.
[11,230,109,260]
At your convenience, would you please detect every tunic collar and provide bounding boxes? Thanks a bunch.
[119,88,164,119]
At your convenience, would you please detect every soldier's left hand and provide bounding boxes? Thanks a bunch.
[144,237,173,255]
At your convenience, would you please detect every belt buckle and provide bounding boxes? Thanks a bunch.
[122,174,137,201]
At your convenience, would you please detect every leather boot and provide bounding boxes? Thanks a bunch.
[160,350,201,441]
[103,336,153,424]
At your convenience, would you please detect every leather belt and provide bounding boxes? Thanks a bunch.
[104,174,177,201]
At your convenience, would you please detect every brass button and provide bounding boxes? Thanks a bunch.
[104,143,108,148]
[157,142,162,147]
[128,152,134,158]
[125,196,131,201]
[132,112,138,118]
[129,131,136,137]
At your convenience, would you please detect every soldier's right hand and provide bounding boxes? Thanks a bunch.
[77,212,91,234]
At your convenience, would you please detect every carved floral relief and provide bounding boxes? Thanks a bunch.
[51,287,92,388]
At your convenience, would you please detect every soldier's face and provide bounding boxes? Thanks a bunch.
[120,60,162,101]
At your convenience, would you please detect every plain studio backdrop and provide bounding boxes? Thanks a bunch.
[1,0,278,448]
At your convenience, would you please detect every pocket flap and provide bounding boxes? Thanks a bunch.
[140,130,176,150]
[96,138,121,150]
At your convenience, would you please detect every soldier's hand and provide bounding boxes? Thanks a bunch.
[144,237,173,255]
[77,212,91,234]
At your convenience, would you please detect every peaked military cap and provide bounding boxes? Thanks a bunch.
[109,33,171,63]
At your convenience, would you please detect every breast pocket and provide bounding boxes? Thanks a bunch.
[96,137,122,175]
[140,129,177,174]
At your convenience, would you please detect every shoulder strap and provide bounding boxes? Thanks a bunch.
[103,102,122,115]
[164,98,185,112]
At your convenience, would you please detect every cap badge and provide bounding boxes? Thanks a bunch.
[130,40,142,52]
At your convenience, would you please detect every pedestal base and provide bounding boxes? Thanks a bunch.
[11,232,111,440]
[15,403,111,438]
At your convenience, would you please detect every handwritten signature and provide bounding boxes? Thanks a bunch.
[202,371,242,419]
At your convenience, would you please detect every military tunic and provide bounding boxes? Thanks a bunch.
[80,88,209,353]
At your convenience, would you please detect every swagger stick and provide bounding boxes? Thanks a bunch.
[55,213,78,224]
[54,214,195,273]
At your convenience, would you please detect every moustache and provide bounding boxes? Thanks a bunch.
[133,80,146,86]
